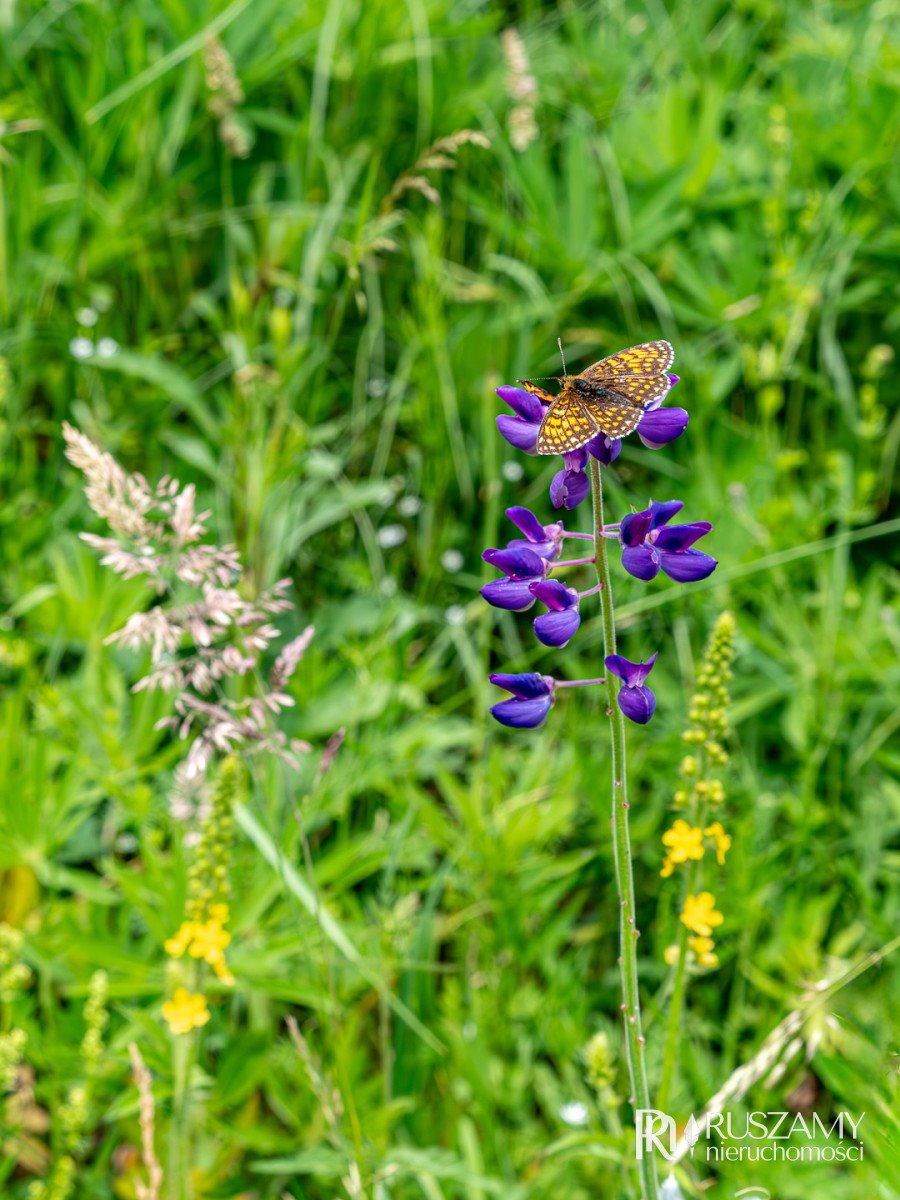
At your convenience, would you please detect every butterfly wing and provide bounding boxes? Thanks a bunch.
[536,389,603,454]
[519,382,558,404]
[580,340,675,379]
[590,371,674,409]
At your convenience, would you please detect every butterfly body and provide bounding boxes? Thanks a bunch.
[519,340,675,455]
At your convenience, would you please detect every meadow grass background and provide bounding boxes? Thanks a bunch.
[1,0,899,1196]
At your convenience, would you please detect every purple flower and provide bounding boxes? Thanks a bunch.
[481,545,548,611]
[550,449,591,510]
[584,433,623,466]
[495,387,546,454]
[528,580,581,647]
[636,375,688,449]
[618,500,717,583]
[605,653,658,724]
[489,672,555,728]
[504,506,564,560]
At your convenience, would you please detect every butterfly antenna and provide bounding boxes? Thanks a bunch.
[557,337,567,376]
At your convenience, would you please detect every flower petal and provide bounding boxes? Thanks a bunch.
[528,579,577,611]
[648,500,684,529]
[534,606,581,648]
[653,521,712,552]
[562,448,588,471]
[496,386,546,422]
[619,509,653,547]
[638,406,689,448]
[658,549,718,583]
[586,433,622,464]
[550,468,590,510]
[488,672,553,699]
[505,506,546,542]
[507,536,557,559]
[497,414,539,453]
[621,543,660,581]
[480,579,537,610]
[482,546,546,579]
[617,684,656,724]
[604,652,657,687]
[490,695,553,728]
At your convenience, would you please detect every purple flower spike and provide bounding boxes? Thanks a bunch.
[618,500,717,583]
[550,449,591,510]
[505,506,564,560]
[605,652,658,725]
[489,672,556,728]
[496,387,546,454]
[529,579,581,647]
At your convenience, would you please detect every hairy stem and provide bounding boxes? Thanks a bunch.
[590,457,659,1200]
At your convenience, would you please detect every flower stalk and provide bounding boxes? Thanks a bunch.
[589,457,659,1200]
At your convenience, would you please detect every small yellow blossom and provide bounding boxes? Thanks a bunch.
[164,922,195,957]
[664,944,680,966]
[680,891,724,938]
[704,821,732,865]
[166,913,235,986]
[188,918,231,962]
[162,987,210,1036]
[661,819,705,875]
[688,936,719,968]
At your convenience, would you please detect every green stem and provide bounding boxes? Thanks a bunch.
[656,864,696,1111]
[657,781,708,1111]
[169,1030,190,1200]
[589,458,659,1200]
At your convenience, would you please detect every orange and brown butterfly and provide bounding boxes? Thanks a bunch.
[518,340,675,455]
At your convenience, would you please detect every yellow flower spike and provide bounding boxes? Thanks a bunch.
[704,821,732,865]
[162,987,211,1035]
[680,891,724,938]
[661,819,705,867]
[688,936,719,968]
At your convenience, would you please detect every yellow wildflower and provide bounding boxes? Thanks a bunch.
[661,819,705,875]
[164,922,196,957]
[664,944,680,966]
[704,822,732,865]
[688,936,719,968]
[188,917,231,963]
[165,912,234,986]
[162,987,210,1036]
[680,892,724,937]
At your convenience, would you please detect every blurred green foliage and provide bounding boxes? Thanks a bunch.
[1,0,898,1196]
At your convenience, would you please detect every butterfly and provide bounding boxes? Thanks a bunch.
[518,340,675,455]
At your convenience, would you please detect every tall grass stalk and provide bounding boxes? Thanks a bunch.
[589,457,658,1200]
